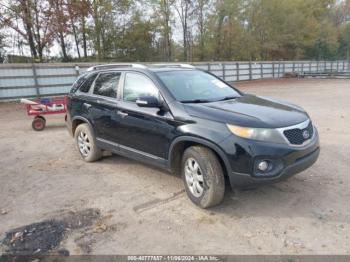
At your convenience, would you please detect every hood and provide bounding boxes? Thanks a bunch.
[183,94,309,128]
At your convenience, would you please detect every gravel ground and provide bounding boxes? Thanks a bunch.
[0,78,349,255]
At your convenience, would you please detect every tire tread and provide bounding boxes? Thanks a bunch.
[182,145,225,208]
[74,123,102,162]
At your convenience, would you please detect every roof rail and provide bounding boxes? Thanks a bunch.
[151,63,195,69]
[86,63,147,72]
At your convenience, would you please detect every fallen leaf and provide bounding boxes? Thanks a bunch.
[93,223,107,233]
[1,209,9,215]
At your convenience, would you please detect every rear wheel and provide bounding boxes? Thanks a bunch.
[74,123,102,162]
[182,146,225,208]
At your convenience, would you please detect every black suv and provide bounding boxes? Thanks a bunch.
[66,63,320,208]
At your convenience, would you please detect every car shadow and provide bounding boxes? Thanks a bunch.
[97,154,345,224]
[101,153,180,178]
[210,173,347,224]
[41,124,67,130]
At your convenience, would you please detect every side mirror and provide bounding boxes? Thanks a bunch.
[136,96,161,108]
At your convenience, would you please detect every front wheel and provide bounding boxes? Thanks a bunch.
[74,123,102,162]
[182,146,225,208]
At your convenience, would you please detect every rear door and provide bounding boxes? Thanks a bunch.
[68,72,98,123]
[88,71,122,142]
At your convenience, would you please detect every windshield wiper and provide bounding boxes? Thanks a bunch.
[216,96,238,101]
[180,99,212,103]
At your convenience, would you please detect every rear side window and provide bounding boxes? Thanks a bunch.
[79,73,97,93]
[70,75,86,93]
[70,73,97,93]
[93,72,121,98]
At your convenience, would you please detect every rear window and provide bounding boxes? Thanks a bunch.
[93,72,121,98]
[70,73,97,93]
[79,73,97,93]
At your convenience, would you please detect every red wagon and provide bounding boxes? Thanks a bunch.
[23,97,67,131]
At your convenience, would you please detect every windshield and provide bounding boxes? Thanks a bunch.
[156,70,241,103]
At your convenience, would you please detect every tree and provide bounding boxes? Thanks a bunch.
[49,0,70,61]
[332,0,350,59]
[90,0,132,61]
[194,0,211,61]
[0,0,54,61]
[202,0,245,60]
[235,0,338,60]
[174,0,195,61]
[152,0,174,61]
[0,33,7,63]
[118,12,158,61]
[65,0,91,59]
[0,0,349,62]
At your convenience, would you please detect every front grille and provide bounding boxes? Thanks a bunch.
[283,122,314,145]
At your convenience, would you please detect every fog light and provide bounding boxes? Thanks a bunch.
[257,160,269,172]
[253,159,283,178]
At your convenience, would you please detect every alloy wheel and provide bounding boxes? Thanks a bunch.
[78,131,91,157]
[184,158,205,197]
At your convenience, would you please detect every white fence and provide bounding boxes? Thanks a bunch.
[0,60,349,100]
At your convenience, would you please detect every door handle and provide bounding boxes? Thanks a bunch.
[83,102,92,109]
[117,111,128,118]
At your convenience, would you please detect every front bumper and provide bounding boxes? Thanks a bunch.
[219,129,320,188]
[229,147,319,188]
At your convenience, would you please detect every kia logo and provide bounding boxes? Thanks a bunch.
[302,130,310,139]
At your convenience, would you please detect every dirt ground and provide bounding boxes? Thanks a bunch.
[0,78,349,255]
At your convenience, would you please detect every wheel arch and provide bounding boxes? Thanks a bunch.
[71,116,94,136]
[168,136,232,178]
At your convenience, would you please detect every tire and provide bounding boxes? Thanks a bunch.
[32,116,46,131]
[181,146,225,208]
[74,123,102,162]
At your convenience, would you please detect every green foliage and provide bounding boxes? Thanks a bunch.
[197,0,346,61]
[1,0,350,62]
[114,12,158,61]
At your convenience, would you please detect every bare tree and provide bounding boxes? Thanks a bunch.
[69,0,90,59]
[174,0,195,61]
[49,0,70,61]
[92,0,102,60]
[153,0,174,61]
[0,0,54,61]
[196,0,210,61]
[66,0,90,59]
[0,32,7,63]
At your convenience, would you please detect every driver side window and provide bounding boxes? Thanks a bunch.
[123,73,158,102]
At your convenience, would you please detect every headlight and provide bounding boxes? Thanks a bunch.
[226,124,286,144]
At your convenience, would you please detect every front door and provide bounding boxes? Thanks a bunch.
[115,72,176,160]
